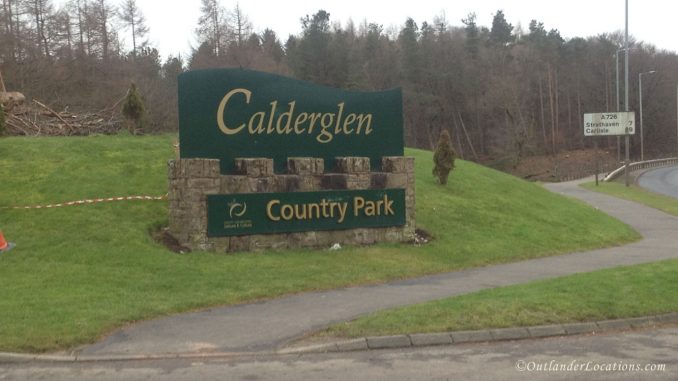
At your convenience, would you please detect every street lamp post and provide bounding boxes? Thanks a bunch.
[615,48,627,162]
[639,70,656,161]
[624,0,630,186]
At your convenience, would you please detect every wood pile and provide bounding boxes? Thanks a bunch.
[4,98,124,136]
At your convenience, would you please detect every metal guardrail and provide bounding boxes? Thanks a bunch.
[603,158,678,182]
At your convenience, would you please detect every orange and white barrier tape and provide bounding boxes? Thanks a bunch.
[1,194,167,210]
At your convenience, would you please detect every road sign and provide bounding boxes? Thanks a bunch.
[584,112,635,136]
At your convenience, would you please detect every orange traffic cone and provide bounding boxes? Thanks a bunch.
[0,230,15,253]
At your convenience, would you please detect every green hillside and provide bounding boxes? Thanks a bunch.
[0,135,638,352]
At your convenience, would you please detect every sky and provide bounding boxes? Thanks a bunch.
[106,0,677,59]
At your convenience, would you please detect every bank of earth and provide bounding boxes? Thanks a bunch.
[0,134,638,352]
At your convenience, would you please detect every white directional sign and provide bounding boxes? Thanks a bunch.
[584,112,636,136]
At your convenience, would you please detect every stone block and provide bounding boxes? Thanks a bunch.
[385,173,408,189]
[184,159,207,177]
[229,236,251,252]
[287,157,324,175]
[562,322,597,335]
[220,176,250,194]
[527,325,566,338]
[203,159,221,178]
[370,173,387,189]
[187,178,220,193]
[321,174,348,189]
[450,330,493,343]
[211,237,231,253]
[251,234,290,251]
[409,333,453,347]
[248,177,279,193]
[290,232,317,247]
[490,328,530,341]
[234,158,274,177]
[366,335,411,349]
[335,338,367,352]
[596,319,631,331]
[335,157,370,173]
[278,175,303,192]
[382,157,407,173]
[626,317,656,328]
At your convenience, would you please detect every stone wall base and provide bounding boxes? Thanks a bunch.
[168,156,415,253]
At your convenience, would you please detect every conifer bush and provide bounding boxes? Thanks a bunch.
[432,129,456,185]
[122,82,146,134]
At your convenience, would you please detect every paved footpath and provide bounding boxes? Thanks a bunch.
[80,179,678,356]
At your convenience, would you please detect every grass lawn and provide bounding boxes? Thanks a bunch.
[323,259,678,338]
[0,134,638,352]
[581,181,678,216]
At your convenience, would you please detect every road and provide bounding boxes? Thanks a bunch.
[638,166,678,199]
[2,326,676,381]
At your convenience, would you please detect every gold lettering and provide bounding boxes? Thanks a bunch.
[267,101,278,133]
[354,197,365,216]
[356,114,373,135]
[308,203,320,219]
[383,195,394,215]
[277,101,296,134]
[317,112,335,143]
[343,113,356,134]
[294,112,309,134]
[280,204,294,221]
[334,102,345,134]
[266,200,281,221]
[307,113,323,134]
[248,111,266,134]
[337,202,348,223]
[217,88,251,135]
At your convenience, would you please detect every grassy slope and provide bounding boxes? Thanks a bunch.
[0,135,637,352]
[325,259,678,338]
[581,181,678,216]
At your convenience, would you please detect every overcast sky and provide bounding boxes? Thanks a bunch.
[109,0,676,59]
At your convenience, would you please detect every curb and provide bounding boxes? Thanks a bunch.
[278,312,678,355]
[2,313,677,364]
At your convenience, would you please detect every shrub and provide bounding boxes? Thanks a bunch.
[122,83,146,134]
[432,129,456,185]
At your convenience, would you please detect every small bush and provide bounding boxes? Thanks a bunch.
[432,129,456,185]
[122,83,146,134]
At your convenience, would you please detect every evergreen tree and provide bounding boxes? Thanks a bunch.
[122,82,146,134]
[433,129,456,185]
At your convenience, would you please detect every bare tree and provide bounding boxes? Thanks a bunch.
[196,0,228,56]
[118,0,148,55]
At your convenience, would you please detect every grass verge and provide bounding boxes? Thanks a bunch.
[324,259,678,338]
[0,135,638,352]
[581,181,678,216]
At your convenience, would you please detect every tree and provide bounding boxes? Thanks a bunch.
[489,10,513,47]
[119,0,148,55]
[433,129,456,185]
[196,0,228,57]
[122,82,145,134]
[229,2,251,47]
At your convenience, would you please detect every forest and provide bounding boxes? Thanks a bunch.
[2,0,678,168]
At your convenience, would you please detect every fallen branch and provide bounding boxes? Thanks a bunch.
[33,99,74,130]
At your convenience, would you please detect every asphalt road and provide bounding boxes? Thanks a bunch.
[638,166,678,199]
[2,326,676,381]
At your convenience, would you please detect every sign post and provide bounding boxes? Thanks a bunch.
[583,112,635,185]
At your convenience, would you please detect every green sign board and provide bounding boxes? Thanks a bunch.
[178,69,404,173]
[207,189,406,237]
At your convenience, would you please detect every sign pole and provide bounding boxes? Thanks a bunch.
[624,0,630,187]
[594,137,599,186]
